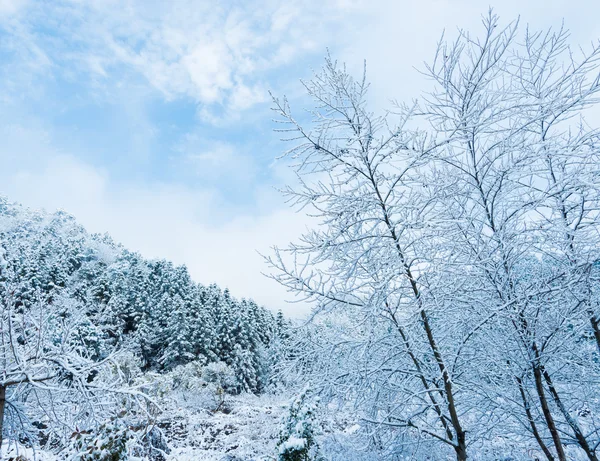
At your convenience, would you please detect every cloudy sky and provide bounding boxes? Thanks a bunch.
[0,0,598,316]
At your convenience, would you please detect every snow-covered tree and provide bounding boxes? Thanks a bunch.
[0,258,143,451]
[0,195,276,375]
[277,388,321,461]
[0,196,278,454]
[268,12,600,460]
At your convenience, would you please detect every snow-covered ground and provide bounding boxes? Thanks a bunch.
[1,393,285,461]
[1,389,364,461]
[162,392,285,460]
[1,389,374,461]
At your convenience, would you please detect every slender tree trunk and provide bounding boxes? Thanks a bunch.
[388,308,455,442]
[589,312,600,354]
[513,313,565,461]
[516,375,555,461]
[373,171,467,459]
[0,385,5,453]
[454,442,468,461]
[420,309,468,461]
[542,368,598,461]
[532,365,566,461]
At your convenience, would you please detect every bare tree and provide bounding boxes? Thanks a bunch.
[422,14,600,460]
[267,54,471,459]
[268,11,600,461]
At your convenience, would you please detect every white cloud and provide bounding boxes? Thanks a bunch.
[0,0,28,16]
[229,81,267,112]
[0,0,363,120]
[181,40,233,103]
[5,0,600,118]
[175,137,259,186]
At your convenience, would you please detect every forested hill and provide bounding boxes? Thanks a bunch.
[0,197,279,393]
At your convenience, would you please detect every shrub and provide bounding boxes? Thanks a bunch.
[277,389,321,461]
[70,418,132,461]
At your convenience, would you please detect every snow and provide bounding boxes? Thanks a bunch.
[279,436,306,453]
[0,388,372,461]
[156,392,286,461]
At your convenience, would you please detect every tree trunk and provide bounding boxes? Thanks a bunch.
[0,385,5,453]
[387,307,455,443]
[589,313,600,354]
[420,309,468,461]
[513,314,565,461]
[455,441,468,461]
[375,179,467,458]
[542,368,598,461]
[533,365,566,461]
[516,375,555,461]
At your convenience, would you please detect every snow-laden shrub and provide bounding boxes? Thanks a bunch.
[277,389,322,461]
[69,417,132,461]
[201,361,237,412]
[111,351,144,385]
[167,361,205,392]
[131,426,170,461]
[202,361,237,393]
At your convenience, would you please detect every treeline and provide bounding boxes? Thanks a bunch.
[0,197,283,394]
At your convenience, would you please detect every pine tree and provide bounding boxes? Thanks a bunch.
[0,198,278,397]
[277,389,321,461]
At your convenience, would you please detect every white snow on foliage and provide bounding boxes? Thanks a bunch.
[0,388,366,461]
[279,436,307,453]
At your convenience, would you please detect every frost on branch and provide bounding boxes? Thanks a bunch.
[267,11,600,461]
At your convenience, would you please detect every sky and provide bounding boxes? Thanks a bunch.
[0,0,598,317]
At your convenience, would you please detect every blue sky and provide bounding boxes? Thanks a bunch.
[1,0,598,316]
